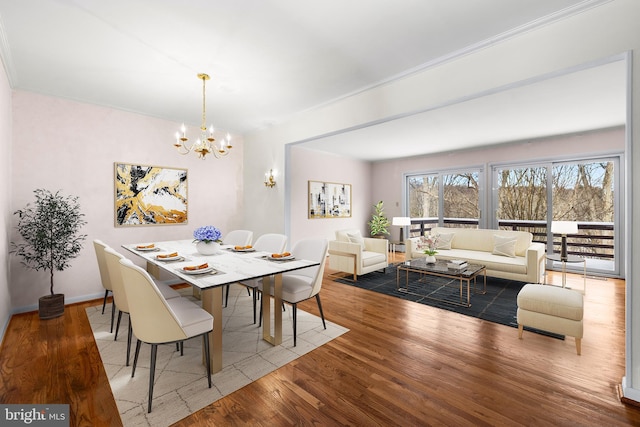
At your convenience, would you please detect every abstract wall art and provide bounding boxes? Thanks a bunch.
[114,162,188,226]
[308,181,352,219]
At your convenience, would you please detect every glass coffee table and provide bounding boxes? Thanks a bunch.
[396,258,486,307]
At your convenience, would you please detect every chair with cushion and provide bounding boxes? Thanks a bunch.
[238,233,288,323]
[93,240,116,332]
[260,238,329,346]
[328,229,388,281]
[118,258,213,413]
[103,246,181,365]
[224,229,253,247]
[223,229,254,306]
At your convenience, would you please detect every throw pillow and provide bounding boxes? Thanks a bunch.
[492,235,517,258]
[347,231,365,247]
[436,233,454,250]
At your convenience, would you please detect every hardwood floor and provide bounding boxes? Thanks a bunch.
[1,254,639,426]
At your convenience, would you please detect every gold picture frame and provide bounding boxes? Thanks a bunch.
[114,162,188,226]
[308,180,352,218]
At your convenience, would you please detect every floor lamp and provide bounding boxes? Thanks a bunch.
[392,217,411,242]
[551,221,578,261]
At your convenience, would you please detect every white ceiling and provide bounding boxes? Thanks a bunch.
[301,60,627,161]
[0,0,625,160]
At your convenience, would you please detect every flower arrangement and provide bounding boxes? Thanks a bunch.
[418,234,439,256]
[193,225,223,243]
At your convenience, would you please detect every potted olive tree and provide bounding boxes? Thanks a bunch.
[368,200,390,238]
[11,189,87,319]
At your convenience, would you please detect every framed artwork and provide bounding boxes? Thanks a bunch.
[114,162,188,226]
[308,181,352,218]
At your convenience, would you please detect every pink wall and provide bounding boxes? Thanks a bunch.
[9,91,244,311]
[288,145,372,246]
[371,127,625,239]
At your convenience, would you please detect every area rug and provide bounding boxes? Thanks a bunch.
[335,263,563,339]
[87,285,349,427]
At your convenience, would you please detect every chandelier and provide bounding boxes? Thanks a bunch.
[173,73,232,159]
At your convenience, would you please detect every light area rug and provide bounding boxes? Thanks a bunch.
[87,285,348,427]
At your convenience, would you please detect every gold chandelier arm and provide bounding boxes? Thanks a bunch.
[174,143,192,155]
[174,131,193,155]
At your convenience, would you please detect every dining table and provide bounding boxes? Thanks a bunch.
[122,239,320,373]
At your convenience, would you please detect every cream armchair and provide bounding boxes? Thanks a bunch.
[328,229,388,281]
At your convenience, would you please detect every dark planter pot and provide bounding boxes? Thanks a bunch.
[39,294,64,319]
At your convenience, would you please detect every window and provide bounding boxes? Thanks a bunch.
[407,169,482,235]
[551,160,616,273]
[492,156,619,275]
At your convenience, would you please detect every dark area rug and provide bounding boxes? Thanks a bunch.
[334,263,563,339]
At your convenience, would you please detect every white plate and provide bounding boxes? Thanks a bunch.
[136,246,158,252]
[181,266,215,275]
[156,254,182,261]
[233,248,256,252]
[268,254,295,260]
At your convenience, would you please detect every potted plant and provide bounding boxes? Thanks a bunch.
[10,189,87,319]
[368,200,390,238]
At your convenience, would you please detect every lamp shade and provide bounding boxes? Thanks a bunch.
[392,217,411,226]
[551,221,578,235]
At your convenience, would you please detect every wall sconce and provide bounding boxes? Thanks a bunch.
[264,169,276,188]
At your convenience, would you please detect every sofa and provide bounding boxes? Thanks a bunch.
[328,229,388,281]
[408,227,545,283]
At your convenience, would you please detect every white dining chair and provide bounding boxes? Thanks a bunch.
[102,246,181,364]
[238,233,288,323]
[260,238,328,346]
[224,229,253,246]
[93,240,116,332]
[118,258,214,413]
[223,230,254,306]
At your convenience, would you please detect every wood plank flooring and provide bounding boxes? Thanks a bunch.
[1,254,639,426]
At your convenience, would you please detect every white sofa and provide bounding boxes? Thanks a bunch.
[408,227,545,283]
[328,229,388,281]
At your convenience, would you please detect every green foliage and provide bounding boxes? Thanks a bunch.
[11,189,87,295]
[368,200,390,237]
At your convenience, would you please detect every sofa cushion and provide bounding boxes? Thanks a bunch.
[346,230,365,247]
[492,235,517,258]
[435,232,454,250]
[430,227,532,257]
[517,284,583,321]
[434,249,528,275]
[335,229,361,242]
[362,251,386,268]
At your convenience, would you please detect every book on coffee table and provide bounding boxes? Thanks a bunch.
[447,259,468,270]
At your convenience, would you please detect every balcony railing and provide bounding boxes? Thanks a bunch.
[408,218,615,261]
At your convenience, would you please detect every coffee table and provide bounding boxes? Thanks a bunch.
[396,259,486,307]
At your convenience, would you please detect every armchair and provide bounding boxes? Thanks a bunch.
[328,229,388,281]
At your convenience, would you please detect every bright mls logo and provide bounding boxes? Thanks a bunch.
[1,404,69,426]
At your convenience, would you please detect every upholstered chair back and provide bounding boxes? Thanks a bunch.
[284,238,328,299]
[224,230,253,246]
[93,240,112,291]
[103,247,130,314]
[253,233,288,253]
[118,258,187,343]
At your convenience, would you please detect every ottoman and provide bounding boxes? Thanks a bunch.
[517,283,584,355]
